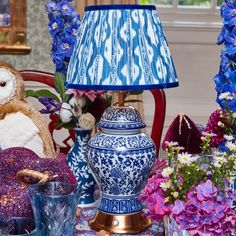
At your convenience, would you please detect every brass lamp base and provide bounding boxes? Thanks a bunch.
[89,210,152,234]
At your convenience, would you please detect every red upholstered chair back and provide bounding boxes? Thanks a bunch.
[20,70,166,157]
[20,70,75,155]
[150,90,166,157]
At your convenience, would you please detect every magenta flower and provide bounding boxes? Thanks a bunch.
[204,109,227,147]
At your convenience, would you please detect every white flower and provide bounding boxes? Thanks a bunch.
[224,135,234,141]
[78,112,96,130]
[213,161,222,168]
[69,97,82,116]
[160,180,171,190]
[173,146,185,151]
[217,121,224,127]
[213,155,227,164]
[165,141,179,147]
[177,153,194,165]
[75,96,86,108]
[226,141,236,151]
[202,131,216,137]
[161,167,174,177]
[60,102,74,123]
[219,92,233,100]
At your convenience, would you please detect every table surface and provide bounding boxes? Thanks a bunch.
[75,207,165,236]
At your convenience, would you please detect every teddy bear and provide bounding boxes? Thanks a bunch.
[0,61,56,157]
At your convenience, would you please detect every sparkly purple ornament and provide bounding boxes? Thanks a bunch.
[0,147,76,219]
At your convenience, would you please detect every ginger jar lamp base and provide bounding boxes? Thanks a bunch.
[87,105,156,234]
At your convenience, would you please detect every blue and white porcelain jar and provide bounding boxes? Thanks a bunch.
[87,106,156,233]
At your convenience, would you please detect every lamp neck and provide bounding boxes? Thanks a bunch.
[117,91,127,107]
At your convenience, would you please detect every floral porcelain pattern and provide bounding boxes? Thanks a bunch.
[67,129,95,206]
[89,148,155,196]
[89,133,154,150]
[88,106,156,214]
[97,107,145,130]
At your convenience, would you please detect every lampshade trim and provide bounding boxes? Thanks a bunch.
[64,81,179,91]
[85,5,156,11]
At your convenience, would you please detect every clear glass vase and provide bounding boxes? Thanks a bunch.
[28,182,81,236]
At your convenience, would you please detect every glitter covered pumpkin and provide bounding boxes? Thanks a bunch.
[0,147,76,218]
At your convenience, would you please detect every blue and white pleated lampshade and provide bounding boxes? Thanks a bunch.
[66,4,179,91]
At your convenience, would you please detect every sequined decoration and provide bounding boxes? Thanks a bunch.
[0,147,76,218]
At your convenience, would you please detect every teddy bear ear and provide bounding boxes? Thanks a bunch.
[162,113,203,154]
[0,61,15,70]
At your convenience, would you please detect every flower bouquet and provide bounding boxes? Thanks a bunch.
[25,0,112,132]
[140,138,236,236]
[140,1,236,234]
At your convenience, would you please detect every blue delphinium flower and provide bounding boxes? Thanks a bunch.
[214,0,236,112]
[221,0,236,26]
[45,0,80,73]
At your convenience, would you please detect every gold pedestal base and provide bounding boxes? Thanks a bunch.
[89,210,152,234]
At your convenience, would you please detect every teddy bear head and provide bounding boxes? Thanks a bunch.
[0,61,25,105]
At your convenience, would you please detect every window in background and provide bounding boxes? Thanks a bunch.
[140,0,223,7]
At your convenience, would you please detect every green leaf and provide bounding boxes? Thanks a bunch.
[54,72,71,103]
[26,89,60,102]
[56,120,76,129]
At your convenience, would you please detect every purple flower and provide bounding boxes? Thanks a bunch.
[48,16,64,36]
[196,180,217,201]
[172,200,185,215]
[201,200,215,214]
[45,1,57,12]
[39,96,61,114]
[58,2,74,16]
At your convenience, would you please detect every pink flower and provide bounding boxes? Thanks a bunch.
[66,89,105,101]
[150,159,167,175]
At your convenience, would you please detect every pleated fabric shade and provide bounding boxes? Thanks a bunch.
[66,4,178,91]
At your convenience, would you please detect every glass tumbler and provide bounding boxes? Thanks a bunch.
[0,217,42,235]
[28,182,81,236]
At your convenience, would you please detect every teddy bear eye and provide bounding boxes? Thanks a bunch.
[0,82,6,87]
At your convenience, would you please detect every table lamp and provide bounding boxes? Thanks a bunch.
[65,4,179,234]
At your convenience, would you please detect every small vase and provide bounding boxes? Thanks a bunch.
[67,128,96,207]
[28,182,81,236]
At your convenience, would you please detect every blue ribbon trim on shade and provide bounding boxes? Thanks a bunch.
[64,81,179,91]
[85,4,156,12]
